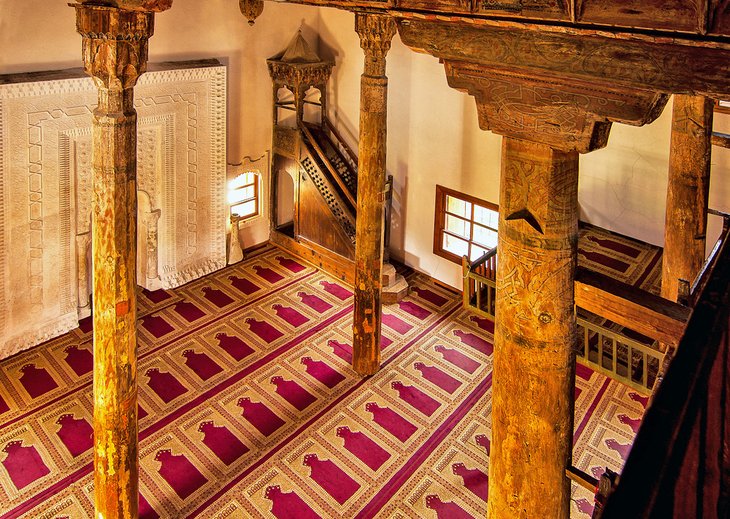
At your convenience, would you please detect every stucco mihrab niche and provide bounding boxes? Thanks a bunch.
[0,63,227,358]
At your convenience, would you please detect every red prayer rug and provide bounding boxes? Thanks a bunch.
[0,229,661,518]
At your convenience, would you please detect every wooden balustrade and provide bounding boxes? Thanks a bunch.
[601,212,730,518]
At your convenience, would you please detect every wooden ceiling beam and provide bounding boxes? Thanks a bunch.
[397,18,730,98]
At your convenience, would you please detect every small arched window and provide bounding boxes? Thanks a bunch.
[228,170,260,221]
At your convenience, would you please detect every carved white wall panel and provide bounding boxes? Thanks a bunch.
[0,63,227,358]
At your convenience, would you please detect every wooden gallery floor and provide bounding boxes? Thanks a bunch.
[0,225,661,518]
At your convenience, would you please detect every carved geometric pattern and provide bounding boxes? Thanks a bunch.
[0,62,227,357]
[301,157,356,242]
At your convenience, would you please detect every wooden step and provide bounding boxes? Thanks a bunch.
[383,274,409,304]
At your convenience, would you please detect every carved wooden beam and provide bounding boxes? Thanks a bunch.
[397,18,730,98]
[352,13,396,375]
[72,3,164,517]
[575,267,690,348]
[77,0,172,11]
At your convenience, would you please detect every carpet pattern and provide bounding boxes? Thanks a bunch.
[0,225,662,518]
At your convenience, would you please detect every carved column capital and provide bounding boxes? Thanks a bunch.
[72,4,155,90]
[76,0,172,12]
[355,13,397,76]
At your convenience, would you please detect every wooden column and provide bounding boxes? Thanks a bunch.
[662,95,714,302]
[74,4,154,517]
[352,13,396,375]
[488,138,579,519]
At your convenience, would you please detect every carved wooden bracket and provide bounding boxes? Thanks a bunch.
[73,4,155,91]
[444,61,668,152]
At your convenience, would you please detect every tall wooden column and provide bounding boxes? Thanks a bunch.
[488,138,579,519]
[74,4,155,517]
[352,13,396,375]
[662,95,714,302]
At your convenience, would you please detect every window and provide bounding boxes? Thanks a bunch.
[716,99,730,115]
[433,185,499,264]
[228,171,260,221]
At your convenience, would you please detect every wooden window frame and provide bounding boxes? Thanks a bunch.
[715,99,730,115]
[230,172,260,221]
[433,184,499,265]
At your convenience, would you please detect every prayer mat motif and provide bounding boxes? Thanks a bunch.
[198,420,250,466]
[18,363,59,400]
[0,240,657,518]
[214,332,256,362]
[296,291,333,314]
[318,280,351,300]
[335,425,390,472]
[62,344,93,378]
[2,440,51,490]
[55,413,93,458]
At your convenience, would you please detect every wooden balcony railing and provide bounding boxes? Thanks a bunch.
[601,212,730,518]
[462,249,497,319]
[462,247,673,394]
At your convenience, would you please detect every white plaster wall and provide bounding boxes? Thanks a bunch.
[0,0,321,251]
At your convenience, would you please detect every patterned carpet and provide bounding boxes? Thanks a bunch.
[0,225,662,518]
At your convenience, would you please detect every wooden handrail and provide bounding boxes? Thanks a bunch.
[323,116,359,168]
[469,247,497,270]
[575,267,689,348]
[711,131,730,149]
[689,210,730,307]
[566,466,598,493]
[299,123,357,209]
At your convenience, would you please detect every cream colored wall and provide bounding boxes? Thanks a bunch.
[0,0,321,252]
[3,2,729,289]
[319,9,730,288]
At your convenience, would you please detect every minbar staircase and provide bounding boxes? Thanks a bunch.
[275,117,407,303]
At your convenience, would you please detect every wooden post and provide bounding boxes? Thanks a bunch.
[662,94,713,302]
[488,138,579,519]
[73,4,154,517]
[352,13,396,375]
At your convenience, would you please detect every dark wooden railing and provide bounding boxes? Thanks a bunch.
[601,213,730,518]
[462,247,666,393]
[462,248,497,318]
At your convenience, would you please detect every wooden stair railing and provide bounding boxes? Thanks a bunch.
[300,123,356,210]
[299,146,357,244]
[323,117,359,177]
[462,249,497,319]
[297,118,395,254]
